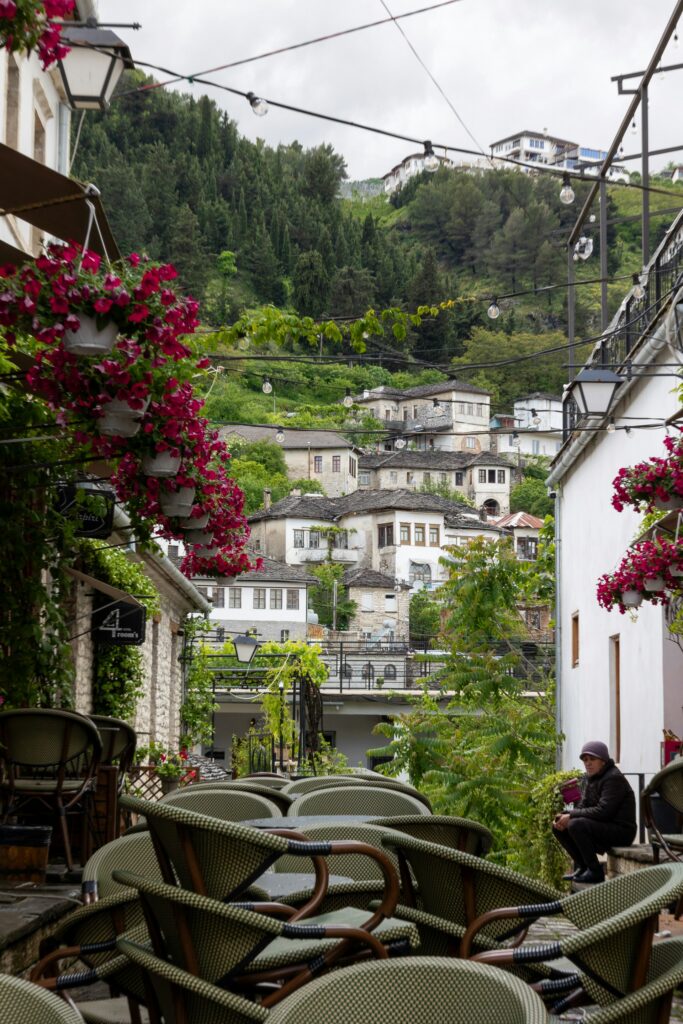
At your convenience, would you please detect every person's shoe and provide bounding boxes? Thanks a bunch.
[562,867,584,881]
[574,865,605,884]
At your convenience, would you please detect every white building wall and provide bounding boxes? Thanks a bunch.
[282,447,358,497]
[556,366,683,776]
[203,581,309,642]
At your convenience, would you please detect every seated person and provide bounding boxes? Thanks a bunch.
[552,740,636,884]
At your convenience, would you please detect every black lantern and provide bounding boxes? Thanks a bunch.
[567,368,624,418]
[57,27,134,111]
[233,634,258,664]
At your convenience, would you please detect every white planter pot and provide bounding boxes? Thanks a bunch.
[621,590,643,608]
[141,451,182,478]
[192,544,220,559]
[654,494,683,511]
[185,529,215,546]
[179,511,210,530]
[644,576,666,592]
[160,486,196,518]
[63,315,118,357]
[98,410,142,438]
[669,565,683,578]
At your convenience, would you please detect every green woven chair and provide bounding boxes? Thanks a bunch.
[373,814,493,857]
[0,708,102,870]
[283,775,432,810]
[265,957,549,1024]
[115,871,419,1007]
[574,936,683,1024]
[160,787,281,821]
[81,832,161,903]
[274,822,401,881]
[189,780,293,814]
[0,973,86,1024]
[380,832,561,958]
[641,759,683,862]
[467,863,683,1011]
[89,715,137,791]
[288,786,430,818]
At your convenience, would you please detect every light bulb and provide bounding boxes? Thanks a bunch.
[343,389,354,408]
[589,214,597,224]
[262,377,273,394]
[559,174,575,205]
[394,437,406,450]
[275,426,285,443]
[423,140,439,172]
[487,299,500,319]
[631,119,638,136]
[606,418,616,434]
[632,273,645,301]
[246,91,268,116]
[675,30,679,49]
[625,426,633,439]
[362,331,369,340]
[531,409,541,426]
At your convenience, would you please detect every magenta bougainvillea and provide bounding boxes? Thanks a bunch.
[611,433,683,512]
[0,243,254,578]
[597,537,683,613]
[0,1,75,69]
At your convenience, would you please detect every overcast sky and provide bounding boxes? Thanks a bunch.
[98,0,682,180]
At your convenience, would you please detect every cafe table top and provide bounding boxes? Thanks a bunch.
[243,814,384,829]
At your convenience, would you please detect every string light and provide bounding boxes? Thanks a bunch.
[632,273,645,301]
[274,425,285,443]
[342,388,354,408]
[261,376,273,394]
[487,298,500,319]
[559,173,575,206]
[531,408,541,426]
[394,437,407,449]
[606,417,616,433]
[423,140,440,172]
[246,91,268,116]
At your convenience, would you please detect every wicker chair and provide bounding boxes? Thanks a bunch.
[115,871,419,1007]
[283,776,432,810]
[81,831,161,902]
[577,936,683,1024]
[0,708,102,870]
[89,715,136,792]
[641,758,683,862]
[288,786,430,818]
[0,974,87,1024]
[188,780,293,815]
[467,863,683,1011]
[374,814,493,857]
[160,787,281,821]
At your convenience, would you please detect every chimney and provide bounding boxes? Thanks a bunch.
[290,488,302,497]
[263,489,271,510]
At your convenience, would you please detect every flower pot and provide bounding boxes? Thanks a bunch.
[97,396,149,438]
[179,511,210,529]
[644,576,666,592]
[185,529,215,546]
[63,315,118,357]
[142,451,182,478]
[670,565,683,578]
[160,486,196,518]
[159,777,180,795]
[654,494,683,511]
[621,590,643,607]
[192,544,220,559]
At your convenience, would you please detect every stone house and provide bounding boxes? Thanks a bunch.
[342,568,411,640]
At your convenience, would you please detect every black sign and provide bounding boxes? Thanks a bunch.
[56,483,115,539]
[92,597,146,646]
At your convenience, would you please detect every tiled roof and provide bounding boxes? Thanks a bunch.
[495,511,545,530]
[249,494,338,522]
[355,378,489,401]
[343,568,410,590]
[220,424,357,450]
[468,452,517,469]
[249,488,478,523]
[359,450,515,471]
[192,555,317,585]
[445,514,506,533]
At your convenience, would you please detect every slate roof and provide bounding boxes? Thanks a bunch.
[445,514,506,533]
[495,511,545,530]
[359,450,515,471]
[343,568,410,590]
[229,555,317,585]
[355,378,489,401]
[220,424,357,450]
[249,488,478,523]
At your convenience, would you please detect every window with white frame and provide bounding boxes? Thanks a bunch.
[389,471,398,484]
[212,587,225,608]
[253,588,266,609]
[228,589,241,609]
[270,589,283,609]
[280,629,290,642]
[497,470,506,483]
[384,593,397,611]
[309,531,320,549]
[332,455,341,472]
[478,469,486,483]
[361,592,374,611]
[465,437,476,449]
[286,589,300,610]
[409,562,432,585]
[359,470,371,486]
[294,530,305,548]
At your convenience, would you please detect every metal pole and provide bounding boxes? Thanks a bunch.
[332,579,338,631]
[278,681,284,772]
[599,179,609,332]
[567,246,576,379]
[642,83,650,267]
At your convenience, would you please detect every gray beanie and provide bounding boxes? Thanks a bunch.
[580,740,609,762]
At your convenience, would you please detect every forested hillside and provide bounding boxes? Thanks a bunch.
[72,71,683,417]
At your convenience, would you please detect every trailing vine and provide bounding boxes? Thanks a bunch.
[507,768,582,885]
[180,619,219,747]
[79,539,160,720]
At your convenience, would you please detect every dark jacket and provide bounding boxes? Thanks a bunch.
[569,759,636,829]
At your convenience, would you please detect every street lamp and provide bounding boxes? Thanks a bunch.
[57,27,134,111]
[233,634,258,664]
[566,368,624,417]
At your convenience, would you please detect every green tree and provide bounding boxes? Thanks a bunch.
[292,250,330,316]
[510,477,554,518]
[419,479,474,506]
[309,563,356,629]
[409,590,442,645]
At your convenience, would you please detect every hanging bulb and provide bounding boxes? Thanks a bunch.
[531,409,541,426]
[674,29,679,49]
[625,426,633,439]
[432,399,444,414]
[394,437,407,450]
[423,140,440,172]
[262,376,273,394]
[559,173,575,205]
[362,331,370,340]
[606,417,616,434]
[246,91,268,116]
[631,119,638,136]
[487,298,500,319]
[589,213,597,224]
[342,388,354,408]
[632,273,645,301]
[275,426,285,443]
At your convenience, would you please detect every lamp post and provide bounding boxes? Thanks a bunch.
[57,26,134,111]
[566,368,624,418]
[278,681,285,772]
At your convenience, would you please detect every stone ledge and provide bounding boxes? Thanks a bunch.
[607,844,656,877]
[0,883,81,975]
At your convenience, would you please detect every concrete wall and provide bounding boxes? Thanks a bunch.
[346,585,410,637]
[282,447,358,497]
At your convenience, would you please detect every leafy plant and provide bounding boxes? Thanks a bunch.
[180,621,219,747]
[507,769,583,885]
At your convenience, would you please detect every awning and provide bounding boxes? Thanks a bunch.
[0,142,119,262]
[66,567,142,607]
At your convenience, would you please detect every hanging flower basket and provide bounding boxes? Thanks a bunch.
[612,433,683,513]
[62,315,118,357]
[184,529,214,546]
[654,494,683,512]
[621,590,643,608]
[0,1,75,69]
[160,486,196,518]
[141,451,182,478]
[644,576,666,592]
[179,510,210,530]
[97,397,148,438]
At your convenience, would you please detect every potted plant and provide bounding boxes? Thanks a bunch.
[612,433,683,513]
[153,750,187,795]
[0,1,75,69]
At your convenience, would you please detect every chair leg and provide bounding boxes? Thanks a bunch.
[57,804,74,872]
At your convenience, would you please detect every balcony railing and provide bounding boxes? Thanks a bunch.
[299,547,359,563]
[563,206,683,439]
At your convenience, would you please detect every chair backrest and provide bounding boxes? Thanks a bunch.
[642,758,683,814]
[119,794,293,900]
[0,973,86,1024]
[0,708,101,777]
[273,822,401,879]
[82,831,160,900]
[160,788,281,821]
[190,780,292,814]
[283,775,362,796]
[265,956,548,1024]
[373,815,493,857]
[289,786,430,818]
[89,715,136,774]
[582,936,683,1024]
[244,773,290,788]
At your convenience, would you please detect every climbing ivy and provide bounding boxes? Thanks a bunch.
[180,619,219,747]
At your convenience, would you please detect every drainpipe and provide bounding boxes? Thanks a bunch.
[553,486,562,770]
